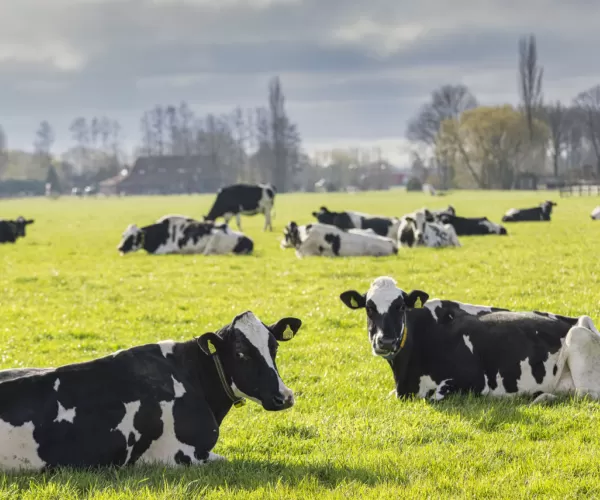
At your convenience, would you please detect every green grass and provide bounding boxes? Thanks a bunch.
[1,190,600,499]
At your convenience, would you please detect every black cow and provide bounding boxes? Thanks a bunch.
[339,276,600,404]
[311,206,400,239]
[0,311,302,470]
[204,183,276,231]
[0,217,34,243]
[439,214,508,236]
[118,218,253,256]
[502,201,556,222]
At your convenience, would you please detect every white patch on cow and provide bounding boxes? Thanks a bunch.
[0,419,46,470]
[114,400,142,465]
[479,219,503,234]
[433,379,452,401]
[592,206,600,220]
[505,208,518,217]
[563,318,600,400]
[54,402,76,424]
[140,400,208,466]
[231,382,261,404]
[366,277,404,314]
[233,312,293,402]
[463,335,474,354]
[158,341,175,357]
[206,452,227,462]
[481,375,490,395]
[203,229,251,255]
[172,375,186,398]
[417,375,438,398]
[346,211,364,228]
[54,379,60,391]
[458,303,494,316]
[490,372,510,397]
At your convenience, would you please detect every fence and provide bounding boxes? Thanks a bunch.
[559,184,600,197]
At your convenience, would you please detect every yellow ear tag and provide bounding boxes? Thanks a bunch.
[282,326,294,340]
[234,399,247,408]
[207,340,217,354]
[414,297,423,308]
[350,297,359,308]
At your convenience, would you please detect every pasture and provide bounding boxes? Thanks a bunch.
[1,190,600,499]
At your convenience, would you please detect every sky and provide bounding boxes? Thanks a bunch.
[1,0,600,167]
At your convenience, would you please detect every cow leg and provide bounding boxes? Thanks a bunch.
[235,213,242,231]
[264,210,272,231]
[563,316,600,400]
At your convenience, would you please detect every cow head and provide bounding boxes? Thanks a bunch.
[399,211,428,246]
[340,277,429,358]
[117,224,144,254]
[281,221,302,248]
[198,311,301,411]
[13,217,34,238]
[311,206,335,224]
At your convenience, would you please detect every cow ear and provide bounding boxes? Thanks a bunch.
[270,318,302,341]
[197,332,223,355]
[405,290,429,308]
[340,290,366,309]
[25,219,34,225]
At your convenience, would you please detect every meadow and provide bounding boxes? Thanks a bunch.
[1,190,600,499]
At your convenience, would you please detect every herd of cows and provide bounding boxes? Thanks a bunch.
[1,183,600,471]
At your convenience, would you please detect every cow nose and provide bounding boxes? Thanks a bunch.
[377,337,399,351]
[272,395,286,408]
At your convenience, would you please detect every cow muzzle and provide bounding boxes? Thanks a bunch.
[265,387,295,411]
[373,334,401,356]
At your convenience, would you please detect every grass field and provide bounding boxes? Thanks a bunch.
[1,190,600,499]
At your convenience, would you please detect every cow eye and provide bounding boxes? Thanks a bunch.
[237,353,248,360]
[366,305,376,317]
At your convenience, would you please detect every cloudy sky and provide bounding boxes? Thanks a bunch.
[1,0,599,166]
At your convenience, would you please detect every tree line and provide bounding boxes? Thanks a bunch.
[406,35,600,190]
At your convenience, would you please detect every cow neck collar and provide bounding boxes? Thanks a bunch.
[382,312,409,361]
[197,337,246,409]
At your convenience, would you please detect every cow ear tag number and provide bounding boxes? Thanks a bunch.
[282,325,294,340]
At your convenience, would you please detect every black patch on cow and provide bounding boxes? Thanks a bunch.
[361,218,394,237]
[324,233,341,255]
[440,214,507,236]
[139,221,171,253]
[177,222,213,248]
[553,365,558,376]
[175,450,192,465]
[232,236,253,254]
[399,224,415,247]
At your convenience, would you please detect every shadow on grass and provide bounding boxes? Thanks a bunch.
[0,458,388,495]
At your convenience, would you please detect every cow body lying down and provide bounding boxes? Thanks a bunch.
[0,311,301,470]
[282,222,397,257]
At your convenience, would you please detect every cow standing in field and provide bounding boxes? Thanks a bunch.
[398,210,460,248]
[118,218,253,255]
[502,201,556,222]
[438,214,508,236]
[591,207,600,220]
[339,276,600,404]
[0,311,301,470]
[204,183,276,231]
[0,217,35,244]
[311,206,400,239]
[282,221,397,258]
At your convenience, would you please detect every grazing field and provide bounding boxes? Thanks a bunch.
[2,190,600,499]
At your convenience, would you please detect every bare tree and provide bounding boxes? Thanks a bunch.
[34,121,55,167]
[140,112,154,157]
[90,117,100,149]
[573,84,600,175]
[178,101,194,156]
[518,34,544,141]
[0,126,7,178]
[69,117,89,172]
[151,106,165,156]
[543,102,569,177]
[165,105,180,155]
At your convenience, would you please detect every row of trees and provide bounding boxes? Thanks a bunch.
[406,35,600,189]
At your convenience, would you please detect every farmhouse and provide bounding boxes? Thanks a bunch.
[114,155,221,195]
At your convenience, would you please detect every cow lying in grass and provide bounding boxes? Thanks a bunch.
[502,201,556,222]
[0,311,301,470]
[340,276,599,404]
[591,207,600,220]
[282,222,397,257]
[438,214,508,236]
[118,217,253,255]
[311,206,400,239]
[0,217,34,243]
[398,210,460,248]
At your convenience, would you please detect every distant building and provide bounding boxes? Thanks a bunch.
[113,155,221,195]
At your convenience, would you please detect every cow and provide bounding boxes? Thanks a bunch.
[0,217,35,244]
[0,311,301,470]
[502,201,556,222]
[311,206,400,239]
[118,218,253,256]
[339,276,600,405]
[438,214,508,236]
[591,207,600,220]
[429,205,456,221]
[204,183,276,231]
[282,222,397,258]
[398,211,460,248]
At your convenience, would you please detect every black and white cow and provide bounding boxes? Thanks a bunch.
[204,183,276,231]
[282,222,397,258]
[438,214,508,236]
[502,201,556,222]
[0,311,301,470]
[340,276,600,404]
[0,217,34,244]
[429,205,456,221]
[591,207,600,220]
[398,211,460,248]
[118,218,253,256]
[311,207,400,239]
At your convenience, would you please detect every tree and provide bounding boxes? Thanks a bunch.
[178,101,195,156]
[438,105,549,189]
[543,102,569,177]
[140,112,153,157]
[33,121,55,168]
[69,117,89,172]
[0,126,7,178]
[573,85,600,176]
[518,34,544,141]
[151,105,166,156]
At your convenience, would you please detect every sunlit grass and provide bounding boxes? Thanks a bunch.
[1,190,599,498]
